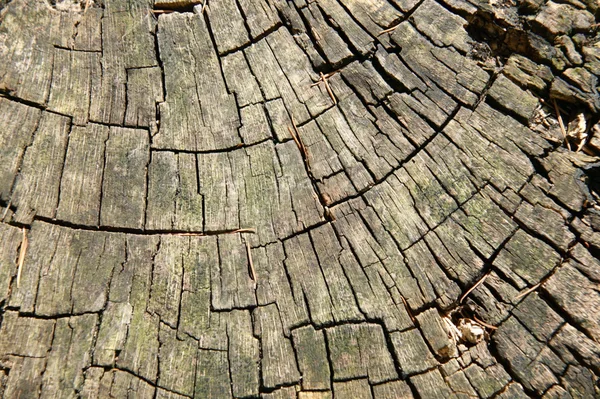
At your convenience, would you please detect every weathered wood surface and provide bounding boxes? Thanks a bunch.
[0,0,599,397]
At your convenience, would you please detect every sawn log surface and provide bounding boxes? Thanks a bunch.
[0,0,600,397]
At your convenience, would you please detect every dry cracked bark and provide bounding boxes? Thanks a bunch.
[0,0,599,398]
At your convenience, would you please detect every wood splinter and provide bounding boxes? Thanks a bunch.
[288,117,311,172]
[553,99,572,151]
[150,9,175,14]
[245,240,257,284]
[378,23,400,36]
[1,200,11,221]
[400,295,415,323]
[16,228,28,289]
[199,0,208,14]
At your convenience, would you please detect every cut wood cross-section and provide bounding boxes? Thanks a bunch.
[0,0,599,397]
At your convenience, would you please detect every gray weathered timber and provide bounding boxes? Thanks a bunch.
[0,0,599,397]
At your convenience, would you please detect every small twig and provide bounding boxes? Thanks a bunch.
[514,282,542,300]
[400,295,415,323]
[320,72,337,105]
[84,0,91,13]
[245,240,257,284]
[460,271,491,303]
[378,23,400,36]
[150,9,175,14]
[16,228,28,289]
[553,99,571,151]
[473,315,498,330]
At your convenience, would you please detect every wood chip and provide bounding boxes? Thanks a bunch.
[566,113,588,152]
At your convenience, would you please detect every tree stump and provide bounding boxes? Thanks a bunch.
[0,0,599,397]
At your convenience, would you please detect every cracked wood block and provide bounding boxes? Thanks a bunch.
[545,263,600,342]
[316,0,374,56]
[211,233,257,310]
[238,103,273,144]
[416,308,457,360]
[1,356,47,399]
[0,223,21,304]
[254,242,310,334]
[198,140,324,245]
[494,316,565,395]
[0,98,41,202]
[47,47,100,126]
[301,3,353,67]
[238,0,280,39]
[125,66,164,129]
[154,12,241,151]
[253,304,301,389]
[158,324,198,397]
[391,23,489,106]
[493,230,561,288]
[411,0,470,53]
[41,314,98,398]
[207,0,249,55]
[244,28,334,124]
[195,349,232,398]
[333,379,373,399]
[81,368,155,398]
[0,0,55,105]
[226,310,260,398]
[0,311,55,358]
[391,328,439,376]
[221,51,264,108]
[11,223,124,316]
[292,326,330,391]
[10,111,70,225]
[117,236,161,383]
[373,380,414,398]
[337,0,400,48]
[94,301,133,367]
[56,123,109,226]
[326,323,398,384]
[146,152,203,231]
[90,3,157,125]
[100,127,150,230]
[487,75,539,122]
